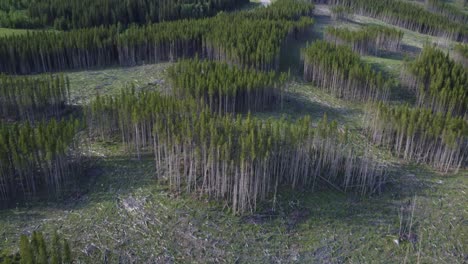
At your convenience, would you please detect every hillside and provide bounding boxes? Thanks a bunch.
[0,0,466,263]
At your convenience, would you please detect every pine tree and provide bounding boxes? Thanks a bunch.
[19,235,33,264]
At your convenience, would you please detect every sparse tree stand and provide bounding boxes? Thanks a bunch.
[88,90,387,214]
[367,103,468,173]
[303,41,392,102]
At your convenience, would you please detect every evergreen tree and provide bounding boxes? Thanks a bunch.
[403,45,468,117]
[0,0,314,74]
[168,59,288,113]
[367,103,468,172]
[325,25,403,55]
[88,90,387,214]
[321,0,468,41]
[19,235,33,264]
[303,40,392,102]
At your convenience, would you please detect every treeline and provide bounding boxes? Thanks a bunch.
[0,74,70,122]
[426,0,468,25]
[168,59,288,113]
[324,0,468,42]
[0,118,83,204]
[368,103,467,173]
[88,90,387,214]
[0,0,249,30]
[329,5,353,21]
[0,0,42,29]
[303,40,392,102]
[241,0,314,20]
[402,45,468,117]
[454,43,468,68]
[0,0,314,74]
[0,231,72,264]
[325,25,403,55]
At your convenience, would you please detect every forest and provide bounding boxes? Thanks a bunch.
[0,74,70,122]
[454,43,468,67]
[303,40,392,102]
[0,0,467,262]
[322,0,468,41]
[367,103,467,173]
[87,89,386,214]
[168,59,288,113]
[0,118,84,205]
[0,0,314,74]
[0,0,249,29]
[324,25,403,55]
[403,45,468,117]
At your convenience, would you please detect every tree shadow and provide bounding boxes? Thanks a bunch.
[257,90,362,125]
[249,162,440,235]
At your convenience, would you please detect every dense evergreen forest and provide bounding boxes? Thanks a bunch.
[0,74,70,122]
[0,118,83,205]
[325,25,403,55]
[168,59,288,113]
[88,89,386,214]
[368,103,467,173]
[0,231,72,264]
[0,0,314,74]
[321,0,468,42]
[0,0,249,29]
[303,41,392,101]
[403,45,468,117]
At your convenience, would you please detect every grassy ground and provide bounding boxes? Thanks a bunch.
[0,2,466,263]
[64,63,172,104]
[1,143,465,263]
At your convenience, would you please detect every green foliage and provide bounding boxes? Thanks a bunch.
[454,43,468,59]
[0,0,249,30]
[426,0,468,24]
[168,59,288,113]
[404,45,468,116]
[454,43,468,67]
[0,74,70,121]
[329,0,468,41]
[62,241,70,264]
[0,118,83,203]
[19,235,33,264]
[303,40,392,101]
[369,103,468,172]
[329,5,352,20]
[325,25,403,55]
[88,89,386,214]
[0,0,314,74]
[2,231,72,264]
